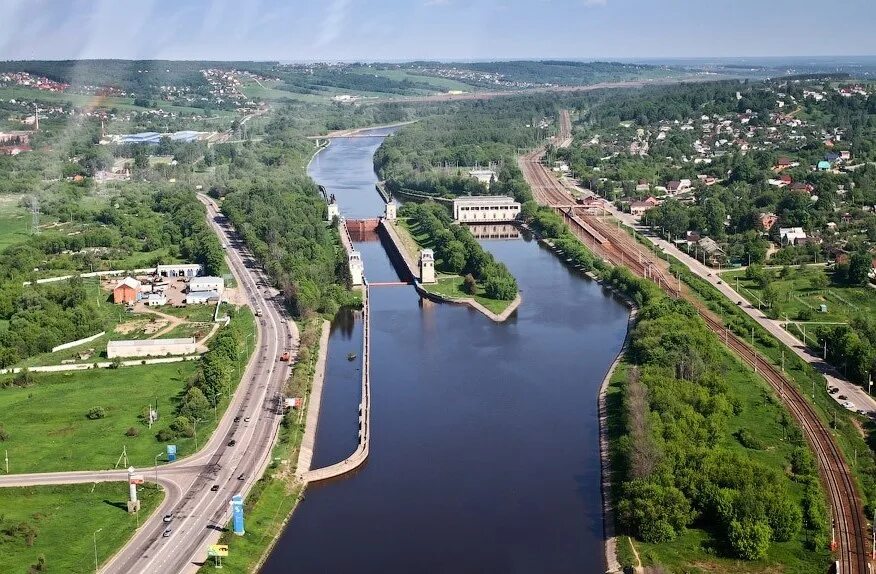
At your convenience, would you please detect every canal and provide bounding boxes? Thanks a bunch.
[261,129,630,573]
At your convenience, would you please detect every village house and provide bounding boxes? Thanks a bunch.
[759,213,779,232]
[113,277,142,304]
[779,227,808,245]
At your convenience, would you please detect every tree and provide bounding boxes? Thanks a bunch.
[462,273,477,295]
[847,251,872,286]
[618,480,693,543]
[179,387,211,420]
[727,519,771,560]
[809,272,829,291]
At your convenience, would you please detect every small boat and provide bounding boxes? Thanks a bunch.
[347,352,357,361]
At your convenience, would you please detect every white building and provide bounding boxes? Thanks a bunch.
[145,292,167,307]
[419,249,435,284]
[107,337,197,359]
[189,276,225,294]
[186,290,221,305]
[156,263,202,278]
[779,227,807,245]
[452,196,521,223]
[468,169,496,188]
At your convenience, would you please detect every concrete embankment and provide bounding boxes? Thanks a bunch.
[378,219,417,282]
[598,307,637,574]
[298,283,371,483]
[295,320,332,476]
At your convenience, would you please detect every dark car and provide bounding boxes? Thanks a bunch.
[838,395,848,401]
[829,387,840,395]
[210,484,220,492]
[237,473,245,481]
[162,528,172,538]
[227,439,236,447]
[233,416,241,423]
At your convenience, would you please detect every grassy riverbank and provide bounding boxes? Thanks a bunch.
[197,318,324,572]
[0,482,164,574]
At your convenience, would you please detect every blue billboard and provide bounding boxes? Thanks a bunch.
[167,444,177,462]
[231,494,245,535]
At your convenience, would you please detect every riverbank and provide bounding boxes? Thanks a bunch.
[383,215,521,321]
[308,120,417,139]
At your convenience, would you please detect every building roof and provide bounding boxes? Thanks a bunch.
[189,276,224,290]
[156,263,202,271]
[187,289,221,300]
[115,276,141,290]
[452,195,519,207]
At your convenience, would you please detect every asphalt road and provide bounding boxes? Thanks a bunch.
[0,194,299,573]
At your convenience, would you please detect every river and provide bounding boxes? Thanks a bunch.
[261,128,630,573]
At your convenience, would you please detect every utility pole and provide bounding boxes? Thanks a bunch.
[93,528,103,574]
[4,450,7,473]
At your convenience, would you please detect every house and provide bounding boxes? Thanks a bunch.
[779,227,807,245]
[685,231,701,244]
[113,277,142,304]
[666,181,682,194]
[780,174,792,185]
[145,292,166,307]
[759,213,779,232]
[817,160,832,171]
[635,179,650,192]
[825,152,840,163]
[840,150,851,161]
[775,157,791,170]
[630,196,660,217]
[790,182,814,194]
[697,237,726,265]
[188,276,225,294]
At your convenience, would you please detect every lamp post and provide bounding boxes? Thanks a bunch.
[93,528,103,573]
[154,452,162,483]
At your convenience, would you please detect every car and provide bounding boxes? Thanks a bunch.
[829,387,840,394]
[244,417,251,423]
[227,439,236,447]
[162,514,173,523]
[842,401,856,410]
[838,394,848,401]
[716,280,722,285]
[858,409,867,416]
[210,484,220,492]
[233,416,241,423]
[237,473,245,480]
[162,528,172,538]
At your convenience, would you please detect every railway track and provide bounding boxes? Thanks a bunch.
[520,148,870,574]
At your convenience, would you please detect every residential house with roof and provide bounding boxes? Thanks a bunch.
[779,227,807,245]
[113,277,142,304]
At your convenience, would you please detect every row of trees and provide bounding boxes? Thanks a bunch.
[401,202,518,300]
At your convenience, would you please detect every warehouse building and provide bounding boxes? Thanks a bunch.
[189,276,225,294]
[452,196,521,223]
[186,290,221,305]
[113,277,142,304]
[156,263,202,278]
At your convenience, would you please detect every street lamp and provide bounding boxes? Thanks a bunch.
[93,528,103,573]
[154,452,162,483]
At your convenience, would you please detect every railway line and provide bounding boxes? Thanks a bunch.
[520,143,871,574]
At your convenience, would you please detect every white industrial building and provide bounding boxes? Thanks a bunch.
[107,337,197,359]
[156,263,202,278]
[189,276,225,294]
[186,290,221,305]
[452,196,521,223]
[468,169,496,188]
[144,292,167,307]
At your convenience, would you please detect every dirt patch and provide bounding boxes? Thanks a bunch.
[222,287,247,306]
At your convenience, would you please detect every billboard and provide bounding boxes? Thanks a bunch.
[231,494,245,535]
[207,545,229,557]
[166,444,177,462]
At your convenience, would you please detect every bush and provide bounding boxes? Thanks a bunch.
[155,428,176,442]
[125,426,140,437]
[728,518,771,560]
[463,273,477,295]
[86,406,106,420]
[735,428,765,450]
[0,424,8,441]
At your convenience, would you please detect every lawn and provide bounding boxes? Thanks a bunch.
[0,482,163,574]
[607,353,832,573]
[0,308,256,473]
[720,266,876,346]
[424,275,515,315]
[0,204,31,250]
[155,303,218,323]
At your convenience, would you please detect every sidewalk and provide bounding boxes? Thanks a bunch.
[565,179,876,416]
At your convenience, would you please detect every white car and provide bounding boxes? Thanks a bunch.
[841,401,856,411]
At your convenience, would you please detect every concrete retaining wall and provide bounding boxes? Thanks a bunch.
[51,331,106,353]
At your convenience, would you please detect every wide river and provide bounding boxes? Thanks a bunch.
[261,128,630,573]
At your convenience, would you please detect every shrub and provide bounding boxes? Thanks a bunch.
[155,428,176,442]
[735,428,764,450]
[728,518,771,560]
[86,406,106,420]
[463,273,477,295]
[0,425,8,441]
[125,426,140,437]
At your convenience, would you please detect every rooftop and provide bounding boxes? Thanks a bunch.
[452,195,519,206]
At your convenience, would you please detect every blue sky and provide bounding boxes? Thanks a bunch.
[1,0,874,61]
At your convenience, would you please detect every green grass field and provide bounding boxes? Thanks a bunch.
[0,482,163,574]
[423,275,514,315]
[0,308,255,473]
[369,69,477,93]
[607,356,832,573]
[0,205,31,250]
[720,266,876,346]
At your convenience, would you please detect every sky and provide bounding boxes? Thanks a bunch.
[1,0,875,62]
